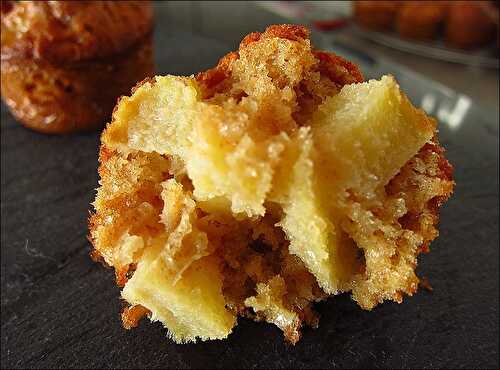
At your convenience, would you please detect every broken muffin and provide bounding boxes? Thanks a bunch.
[89,25,454,344]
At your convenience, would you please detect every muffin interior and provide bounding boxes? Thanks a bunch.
[90,25,454,343]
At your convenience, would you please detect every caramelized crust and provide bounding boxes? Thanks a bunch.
[196,25,362,101]
[122,305,151,330]
[354,1,497,48]
[445,1,497,49]
[1,1,154,134]
[388,139,454,252]
[354,1,400,31]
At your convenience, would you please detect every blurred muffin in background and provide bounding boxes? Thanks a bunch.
[353,0,499,50]
[353,1,399,31]
[396,1,448,41]
[1,1,154,134]
[445,1,497,49]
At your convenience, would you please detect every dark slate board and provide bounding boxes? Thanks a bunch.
[1,6,499,370]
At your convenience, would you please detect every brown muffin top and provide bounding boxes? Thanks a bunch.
[1,1,153,63]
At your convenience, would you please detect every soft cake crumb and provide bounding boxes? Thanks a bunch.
[89,25,454,343]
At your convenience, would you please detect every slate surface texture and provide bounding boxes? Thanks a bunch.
[1,3,499,369]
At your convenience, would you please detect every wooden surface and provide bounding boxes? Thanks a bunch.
[1,3,499,369]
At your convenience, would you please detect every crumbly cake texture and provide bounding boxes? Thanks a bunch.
[89,25,454,344]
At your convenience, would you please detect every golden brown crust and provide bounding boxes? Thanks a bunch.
[238,24,310,49]
[1,36,154,134]
[1,1,154,134]
[345,136,454,310]
[89,147,170,280]
[445,1,497,49]
[1,1,153,63]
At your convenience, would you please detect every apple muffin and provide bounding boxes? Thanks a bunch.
[89,25,454,344]
[1,1,154,134]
